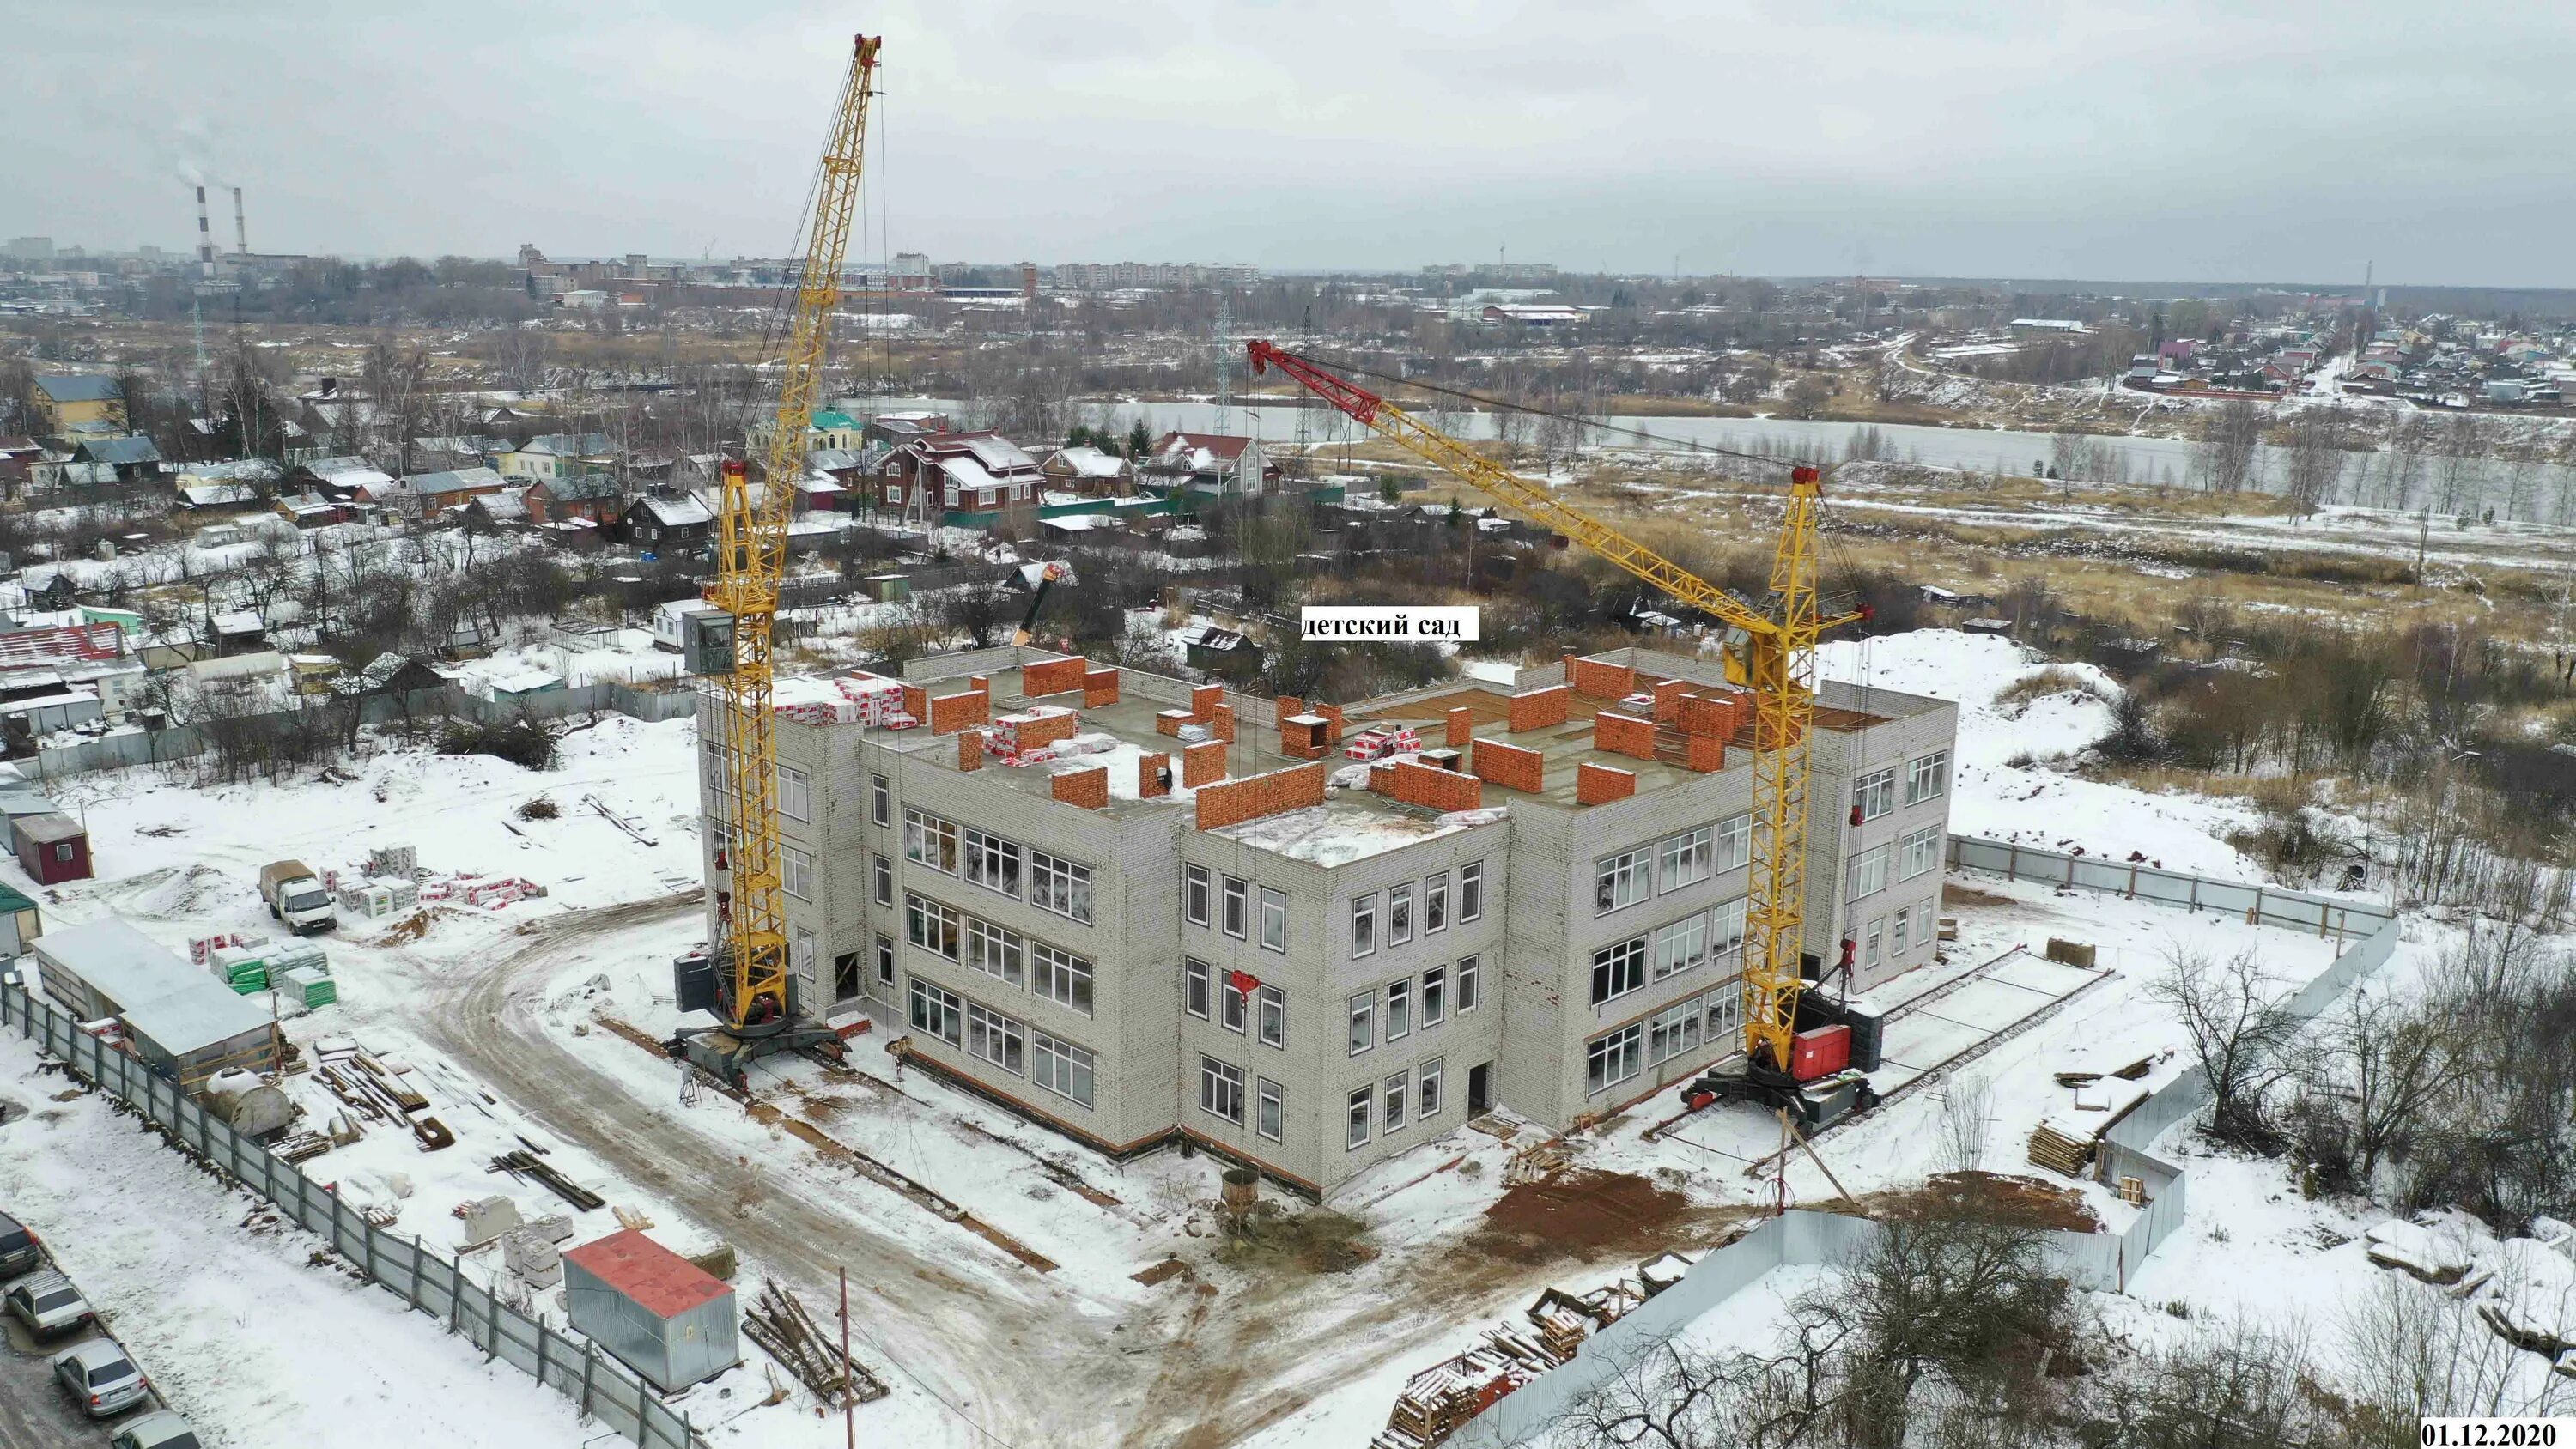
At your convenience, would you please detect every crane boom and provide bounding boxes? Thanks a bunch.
[1246,341,1856,1071]
[703,36,881,1037]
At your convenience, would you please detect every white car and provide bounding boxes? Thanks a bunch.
[114,1410,203,1449]
[3,1268,92,1337]
[52,1337,149,1417]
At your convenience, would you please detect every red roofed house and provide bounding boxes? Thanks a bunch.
[872,431,1042,525]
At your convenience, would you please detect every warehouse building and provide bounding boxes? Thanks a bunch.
[707,646,1953,1196]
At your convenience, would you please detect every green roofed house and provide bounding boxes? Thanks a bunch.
[0,879,39,955]
[810,410,862,450]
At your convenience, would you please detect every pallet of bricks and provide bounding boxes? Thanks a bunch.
[775,672,909,727]
[334,846,423,922]
[420,873,544,910]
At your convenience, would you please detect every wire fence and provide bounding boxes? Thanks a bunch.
[0,981,708,1449]
[1454,836,2406,1446]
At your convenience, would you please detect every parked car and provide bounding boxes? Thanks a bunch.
[3,1270,92,1337]
[0,1209,42,1277]
[113,1410,202,1449]
[258,859,337,935]
[52,1338,149,1416]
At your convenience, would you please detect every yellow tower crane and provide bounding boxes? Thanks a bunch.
[678,35,881,1083]
[1245,342,1867,1081]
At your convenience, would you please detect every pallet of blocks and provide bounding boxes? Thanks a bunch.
[208,945,269,993]
[278,964,337,1009]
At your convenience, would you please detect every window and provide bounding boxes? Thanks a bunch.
[1456,955,1480,1012]
[1257,985,1286,1046]
[834,951,860,1000]
[905,894,960,961]
[1590,936,1647,1005]
[876,935,894,985]
[702,739,724,792]
[1892,906,1912,953]
[902,809,958,875]
[778,764,811,822]
[1348,992,1373,1055]
[872,853,891,906]
[1419,1058,1443,1120]
[793,928,816,986]
[1031,1032,1094,1107]
[1713,813,1753,873]
[1899,824,1942,882]
[1649,998,1703,1064]
[908,977,963,1046]
[1595,846,1651,915]
[1422,966,1446,1026]
[1184,864,1212,927]
[1847,844,1890,900]
[1200,1056,1246,1125]
[966,918,1024,986]
[1853,766,1897,822]
[1425,872,1448,933]
[1346,1087,1371,1148]
[1659,825,1713,891]
[1711,897,1749,964]
[1706,988,1742,1044]
[1864,918,1884,970]
[1032,941,1092,1015]
[782,846,814,901]
[1652,912,1709,979]
[871,773,890,826]
[1586,1023,1643,1095]
[1383,1072,1408,1132]
[1221,973,1249,1033]
[1352,893,1378,956]
[1906,750,1950,805]
[1386,979,1413,1040]
[1389,883,1414,945]
[964,828,1021,897]
[968,1003,1024,1074]
[1259,888,1288,953]
[1257,1078,1285,1143]
[1459,862,1485,922]
[1028,851,1093,924]
[1221,876,1248,939]
[1185,958,1211,1019]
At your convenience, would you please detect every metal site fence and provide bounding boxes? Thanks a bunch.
[1455,837,2405,1446]
[0,982,707,1449]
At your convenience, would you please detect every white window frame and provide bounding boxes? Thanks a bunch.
[1590,936,1647,1005]
[1649,997,1704,1064]
[967,1002,1025,1075]
[1906,750,1951,806]
[872,852,891,906]
[1184,864,1212,928]
[1348,991,1373,1055]
[1854,766,1897,822]
[905,894,961,961]
[1425,872,1448,933]
[902,809,958,875]
[1388,882,1413,946]
[1256,985,1285,1047]
[1595,846,1651,915]
[1706,987,1742,1045]
[1385,978,1412,1040]
[1864,918,1884,970]
[871,772,890,826]
[1199,1055,1246,1125]
[1848,843,1891,900]
[1031,1031,1094,1107]
[1028,849,1093,924]
[1032,940,1092,1015]
[1658,824,1713,891]
[1899,823,1942,882]
[1651,912,1709,979]
[964,828,1021,898]
[1259,887,1288,953]
[908,977,963,1046]
[1383,1072,1408,1133]
[1185,957,1211,1019]
[1346,1086,1370,1148]
[1586,1023,1643,1095]
[1456,954,1480,1012]
[1257,1077,1285,1143]
[1711,897,1749,965]
[875,934,895,985]
[1893,905,1912,953]
[778,763,811,822]
[1419,1057,1443,1120]
[1421,966,1445,1027]
[1458,861,1485,922]
[1221,875,1248,939]
[966,917,1024,986]
[1352,892,1378,957]
[781,846,814,901]
[1221,973,1249,1034]
[1712,813,1753,873]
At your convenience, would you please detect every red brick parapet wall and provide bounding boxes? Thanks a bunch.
[1472,739,1545,793]
[958,731,984,772]
[1595,711,1656,761]
[1509,686,1570,732]
[1565,654,1637,700]
[1021,657,1088,698]
[1376,758,1484,812]
[928,688,990,734]
[1083,668,1121,706]
[1052,764,1109,809]
[1577,762,1637,804]
[1195,761,1327,831]
[1014,710,1078,749]
[1183,739,1228,787]
[1139,752,1170,798]
[1446,706,1473,748]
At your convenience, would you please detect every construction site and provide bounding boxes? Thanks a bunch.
[0,23,2556,1449]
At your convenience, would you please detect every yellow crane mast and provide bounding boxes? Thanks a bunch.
[686,35,881,1078]
[1245,342,1863,1075]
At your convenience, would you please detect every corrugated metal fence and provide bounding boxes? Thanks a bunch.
[1456,836,2404,1446]
[0,983,707,1449]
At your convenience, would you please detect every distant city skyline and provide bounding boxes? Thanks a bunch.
[7,1,2573,288]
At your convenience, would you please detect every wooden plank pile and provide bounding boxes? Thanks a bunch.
[488,1149,604,1211]
[741,1279,888,1409]
[314,1042,453,1150]
[2026,1123,2094,1177]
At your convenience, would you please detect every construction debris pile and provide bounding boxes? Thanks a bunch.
[2366,1215,2576,1367]
[741,1279,889,1409]
[313,1039,453,1150]
[1371,1249,1699,1448]
[2024,1050,2156,1178]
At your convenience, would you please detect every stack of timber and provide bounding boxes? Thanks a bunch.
[740,1279,888,1408]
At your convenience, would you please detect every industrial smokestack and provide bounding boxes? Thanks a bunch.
[231,186,246,255]
[194,185,215,279]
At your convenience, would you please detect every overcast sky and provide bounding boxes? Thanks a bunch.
[10,1,2571,287]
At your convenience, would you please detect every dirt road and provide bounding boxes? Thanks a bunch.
[422,894,1689,1447]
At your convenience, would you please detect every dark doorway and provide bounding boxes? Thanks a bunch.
[1467,1061,1492,1116]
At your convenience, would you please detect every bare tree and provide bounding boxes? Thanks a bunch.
[1935,1070,1994,1175]
[2196,400,2263,495]
[2343,1272,2570,1422]
[2148,945,2305,1148]
[2281,405,2348,516]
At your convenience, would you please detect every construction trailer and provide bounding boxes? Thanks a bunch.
[33,916,276,1086]
[13,811,90,884]
[562,1228,739,1393]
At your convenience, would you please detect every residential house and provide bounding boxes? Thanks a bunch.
[810,410,864,451]
[873,432,1043,523]
[1142,432,1276,496]
[465,488,532,529]
[175,482,262,514]
[860,411,950,449]
[291,455,396,501]
[621,488,715,554]
[1178,621,1262,676]
[275,492,349,530]
[498,433,616,482]
[1040,446,1134,499]
[32,374,123,433]
[0,622,143,731]
[69,433,161,482]
[0,437,41,495]
[402,466,510,518]
[524,472,626,525]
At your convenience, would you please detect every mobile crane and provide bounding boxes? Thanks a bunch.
[674,35,882,1084]
[1245,342,1868,1107]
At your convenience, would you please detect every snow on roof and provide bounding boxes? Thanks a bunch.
[301,455,384,482]
[36,917,183,1010]
[636,493,713,527]
[178,483,258,508]
[1212,800,1506,866]
[404,466,506,496]
[1052,445,1127,477]
[963,434,1036,473]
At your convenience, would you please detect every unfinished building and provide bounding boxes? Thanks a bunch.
[702,646,1954,1196]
